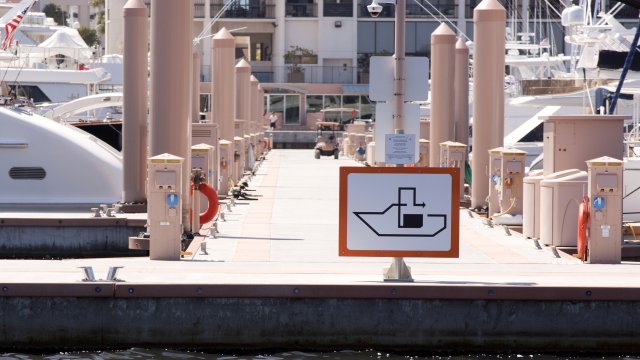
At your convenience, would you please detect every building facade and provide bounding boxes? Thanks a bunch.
[36,0,102,29]
[103,0,640,129]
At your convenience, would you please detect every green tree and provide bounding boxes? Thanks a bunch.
[42,3,67,26]
[78,27,100,47]
[90,0,105,34]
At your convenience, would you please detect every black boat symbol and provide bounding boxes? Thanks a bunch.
[353,187,447,237]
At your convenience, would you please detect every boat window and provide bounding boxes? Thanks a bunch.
[9,167,46,180]
[10,85,51,104]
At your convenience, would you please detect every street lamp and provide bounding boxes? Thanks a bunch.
[367,0,412,282]
[367,0,406,140]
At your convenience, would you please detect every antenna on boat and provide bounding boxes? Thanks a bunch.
[411,0,471,41]
[193,0,239,45]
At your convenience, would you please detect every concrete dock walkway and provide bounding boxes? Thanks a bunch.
[2,150,640,351]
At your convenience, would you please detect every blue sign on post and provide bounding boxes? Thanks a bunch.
[167,193,179,207]
[593,196,605,210]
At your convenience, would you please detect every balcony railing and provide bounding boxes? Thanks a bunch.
[286,3,318,17]
[251,65,361,84]
[357,1,457,18]
[324,3,353,17]
[143,1,274,19]
[210,4,275,18]
[195,0,205,18]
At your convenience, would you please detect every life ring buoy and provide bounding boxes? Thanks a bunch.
[263,138,269,150]
[577,195,590,261]
[198,182,219,224]
[190,182,220,226]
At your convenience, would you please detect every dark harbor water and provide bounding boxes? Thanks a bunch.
[1,349,639,360]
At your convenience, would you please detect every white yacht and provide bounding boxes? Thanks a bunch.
[0,105,122,206]
[0,5,119,104]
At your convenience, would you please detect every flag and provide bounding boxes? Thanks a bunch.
[1,1,35,50]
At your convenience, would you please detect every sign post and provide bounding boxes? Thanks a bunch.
[339,167,460,280]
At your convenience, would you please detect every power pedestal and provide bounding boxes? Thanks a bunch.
[192,143,215,213]
[440,141,466,200]
[417,139,430,167]
[147,153,184,260]
[587,156,623,264]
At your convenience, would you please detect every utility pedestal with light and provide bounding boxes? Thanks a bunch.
[147,153,184,261]
[587,156,623,264]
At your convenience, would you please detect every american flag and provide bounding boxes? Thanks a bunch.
[1,1,35,50]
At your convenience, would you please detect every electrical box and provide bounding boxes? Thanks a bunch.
[624,158,640,222]
[539,170,587,247]
[192,122,218,147]
[586,156,623,264]
[354,133,366,162]
[233,136,245,185]
[192,143,215,213]
[366,141,377,166]
[440,141,466,199]
[218,139,232,196]
[419,120,430,140]
[498,148,527,216]
[343,136,352,158]
[523,168,581,240]
[488,147,504,216]
[522,169,544,239]
[540,115,627,176]
[417,139,430,167]
[347,133,357,158]
[147,153,184,260]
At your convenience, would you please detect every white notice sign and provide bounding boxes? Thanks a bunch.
[385,134,416,164]
[338,167,460,258]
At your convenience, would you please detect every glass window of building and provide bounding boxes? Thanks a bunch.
[323,95,341,109]
[306,95,324,113]
[200,94,210,113]
[266,94,300,125]
[360,95,374,120]
[286,0,316,17]
[323,0,353,17]
[284,95,301,124]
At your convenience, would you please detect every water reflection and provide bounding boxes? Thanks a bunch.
[1,349,639,360]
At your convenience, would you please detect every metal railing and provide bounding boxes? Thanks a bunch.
[198,65,369,84]
[357,0,458,18]
[286,3,318,17]
[194,0,205,18]
[251,65,363,84]
[143,1,275,19]
[324,3,353,17]
[210,3,275,18]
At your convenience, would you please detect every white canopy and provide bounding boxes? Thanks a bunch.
[34,28,93,60]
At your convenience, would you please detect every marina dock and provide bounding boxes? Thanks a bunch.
[1,149,640,352]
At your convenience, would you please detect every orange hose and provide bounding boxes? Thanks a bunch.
[577,195,590,261]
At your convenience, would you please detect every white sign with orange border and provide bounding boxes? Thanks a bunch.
[339,167,459,258]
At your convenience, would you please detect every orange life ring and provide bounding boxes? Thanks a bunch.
[263,138,269,150]
[577,195,590,261]
[190,182,220,226]
[198,182,219,224]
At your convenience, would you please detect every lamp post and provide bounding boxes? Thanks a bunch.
[367,0,412,281]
